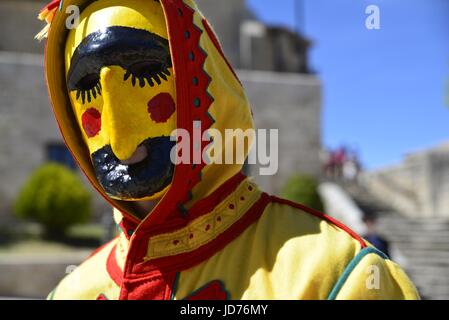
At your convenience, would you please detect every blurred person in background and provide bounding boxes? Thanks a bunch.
[363,213,390,258]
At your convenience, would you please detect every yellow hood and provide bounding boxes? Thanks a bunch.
[41,0,254,225]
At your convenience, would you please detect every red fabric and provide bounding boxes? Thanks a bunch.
[270,196,367,249]
[119,271,178,300]
[106,244,123,287]
[119,217,139,240]
[185,280,228,300]
[41,0,60,13]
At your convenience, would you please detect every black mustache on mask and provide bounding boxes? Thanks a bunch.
[91,136,175,200]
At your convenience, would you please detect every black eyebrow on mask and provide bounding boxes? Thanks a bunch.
[67,26,172,91]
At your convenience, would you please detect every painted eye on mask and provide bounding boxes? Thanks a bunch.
[67,26,173,104]
[73,61,171,104]
[124,61,171,88]
[74,73,102,104]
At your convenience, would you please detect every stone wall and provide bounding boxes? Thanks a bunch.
[362,142,449,218]
[240,70,321,194]
[0,1,46,53]
[0,52,111,221]
[0,0,307,73]
[0,0,251,63]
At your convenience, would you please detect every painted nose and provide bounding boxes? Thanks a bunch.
[100,67,142,161]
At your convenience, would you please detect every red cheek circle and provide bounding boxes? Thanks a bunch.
[147,93,176,123]
[81,108,102,138]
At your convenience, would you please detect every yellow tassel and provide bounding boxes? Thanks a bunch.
[37,8,50,21]
[35,24,50,41]
[35,7,57,41]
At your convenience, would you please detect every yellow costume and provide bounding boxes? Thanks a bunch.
[37,0,419,300]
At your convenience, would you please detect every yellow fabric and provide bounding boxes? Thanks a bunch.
[144,179,262,260]
[186,0,255,208]
[50,191,420,300]
[49,239,121,300]
[334,253,419,300]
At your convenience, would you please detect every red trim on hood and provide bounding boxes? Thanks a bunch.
[129,0,215,231]
[119,217,139,240]
[117,0,220,299]
[40,0,60,13]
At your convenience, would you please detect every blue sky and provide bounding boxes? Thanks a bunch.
[247,0,449,169]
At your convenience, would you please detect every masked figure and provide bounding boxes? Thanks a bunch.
[37,0,419,300]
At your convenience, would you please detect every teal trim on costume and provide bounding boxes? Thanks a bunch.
[327,247,388,300]
[170,272,181,300]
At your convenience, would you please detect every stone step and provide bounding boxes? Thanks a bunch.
[379,220,449,229]
[407,271,449,283]
[399,249,449,258]
[389,241,449,251]
[397,255,449,267]
[379,225,449,233]
[406,264,449,274]
[416,285,449,299]
[385,236,449,244]
[427,295,449,300]
[378,222,449,231]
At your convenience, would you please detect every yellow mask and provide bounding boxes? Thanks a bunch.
[65,0,176,201]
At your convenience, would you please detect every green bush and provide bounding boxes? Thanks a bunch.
[281,174,324,212]
[14,163,91,238]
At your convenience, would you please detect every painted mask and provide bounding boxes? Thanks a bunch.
[65,0,176,201]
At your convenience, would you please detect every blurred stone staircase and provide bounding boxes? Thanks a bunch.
[376,214,449,300]
[343,182,449,300]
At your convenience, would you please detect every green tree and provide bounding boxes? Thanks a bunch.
[15,163,91,239]
[281,174,324,212]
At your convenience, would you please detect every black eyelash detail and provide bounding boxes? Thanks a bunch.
[124,66,171,88]
[75,82,102,104]
[72,62,170,104]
